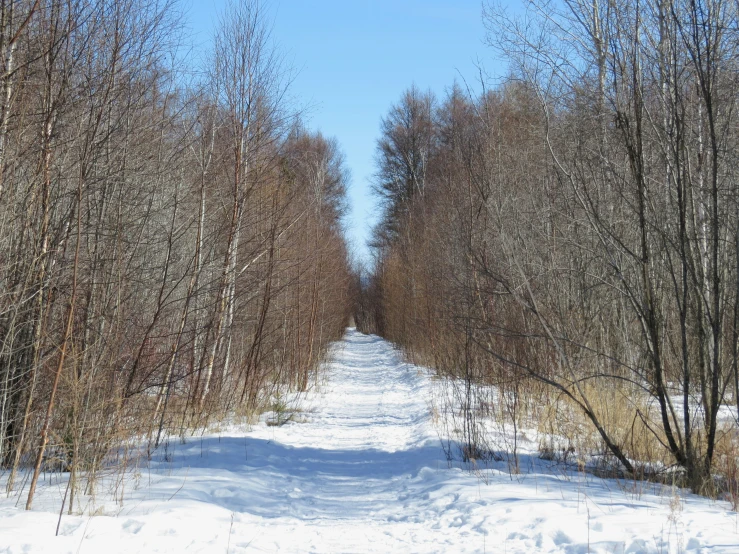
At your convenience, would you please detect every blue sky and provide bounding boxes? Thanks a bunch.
[183,0,504,264]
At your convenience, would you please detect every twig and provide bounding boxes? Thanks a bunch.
[227,512,234,553]
[56,474,72,536]
[168,467,189,501]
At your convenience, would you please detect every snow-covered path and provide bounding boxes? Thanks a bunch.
[1,329,738,553]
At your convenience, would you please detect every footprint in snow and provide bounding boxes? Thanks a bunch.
[57,520,83,537]
[449,516,465,527]
[212,487,236,498]
[552,529,572,545]
[686,537,702,550]
[121,519,144,535]
[626,538,649,553]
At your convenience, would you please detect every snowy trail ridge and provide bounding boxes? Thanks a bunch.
[1,329,738,553]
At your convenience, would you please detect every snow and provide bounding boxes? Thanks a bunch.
[1,328,737,553]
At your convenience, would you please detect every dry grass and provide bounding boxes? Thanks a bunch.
[536,384,672,478]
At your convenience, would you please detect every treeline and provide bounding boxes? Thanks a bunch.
[359,0,739,496]
[0,0,352,510]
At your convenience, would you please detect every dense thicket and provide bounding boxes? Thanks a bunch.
[0,0,352,511]
[361,0,739,495]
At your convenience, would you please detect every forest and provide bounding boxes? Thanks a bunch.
[0,0,354,512]
[358,0,739,498]
[1,0,738,542]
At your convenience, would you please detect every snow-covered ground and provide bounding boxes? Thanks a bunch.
[1,329,737,553]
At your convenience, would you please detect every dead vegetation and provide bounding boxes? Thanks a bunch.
[358,0,739,500]
[0,0,353,513]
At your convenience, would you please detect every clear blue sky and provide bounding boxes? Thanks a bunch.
[183,0,504,265]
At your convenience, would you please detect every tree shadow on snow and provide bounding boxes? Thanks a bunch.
[143,434,657,521]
